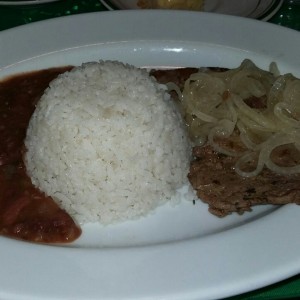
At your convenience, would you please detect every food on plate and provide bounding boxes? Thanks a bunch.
[137,0,204,10]
[157,59,300,216]
[1,58,299,243]
[24,61,191,225]
[0,67,81,243]
[0,61,192,243]
[189,144,300,216]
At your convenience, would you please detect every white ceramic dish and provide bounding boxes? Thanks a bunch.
[0,0,60,6]
[0,10,300,300]
[100,0,283,21]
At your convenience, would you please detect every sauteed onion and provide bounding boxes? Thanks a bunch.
[172,59,300,177]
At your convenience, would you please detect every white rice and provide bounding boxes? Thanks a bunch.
[24,61,191,224]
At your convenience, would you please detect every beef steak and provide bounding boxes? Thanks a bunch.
[189,145,300,217]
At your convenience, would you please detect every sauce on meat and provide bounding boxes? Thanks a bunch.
[0,67,81,243]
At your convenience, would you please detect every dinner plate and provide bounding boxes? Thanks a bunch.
[0,0,61,6]
[0,10,300,300]
[100,0,283,21]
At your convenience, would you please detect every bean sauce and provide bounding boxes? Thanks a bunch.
[0,67,81,243]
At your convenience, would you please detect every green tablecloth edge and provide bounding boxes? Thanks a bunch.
[228,274,300,300]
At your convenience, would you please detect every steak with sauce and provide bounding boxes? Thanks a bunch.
[189,145,300,217]
[152,67,300,217]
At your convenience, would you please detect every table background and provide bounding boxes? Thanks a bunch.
[0,0,299,299]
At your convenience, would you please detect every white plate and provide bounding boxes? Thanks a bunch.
[0,10,300,300]
[100,0,283,21]
[0,0,61,6]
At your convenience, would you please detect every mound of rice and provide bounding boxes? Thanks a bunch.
[24,61,191,224]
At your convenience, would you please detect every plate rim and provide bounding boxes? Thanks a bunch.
[99,0,283,21]
[0,0,61,5]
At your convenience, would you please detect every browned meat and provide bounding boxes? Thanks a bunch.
[150,68,198,87]
[153,67,300,217]
[188,145,300,217]
[150,67,227,88]
[244,95,267,109]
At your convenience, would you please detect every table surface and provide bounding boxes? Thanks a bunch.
[0,1,299,299]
